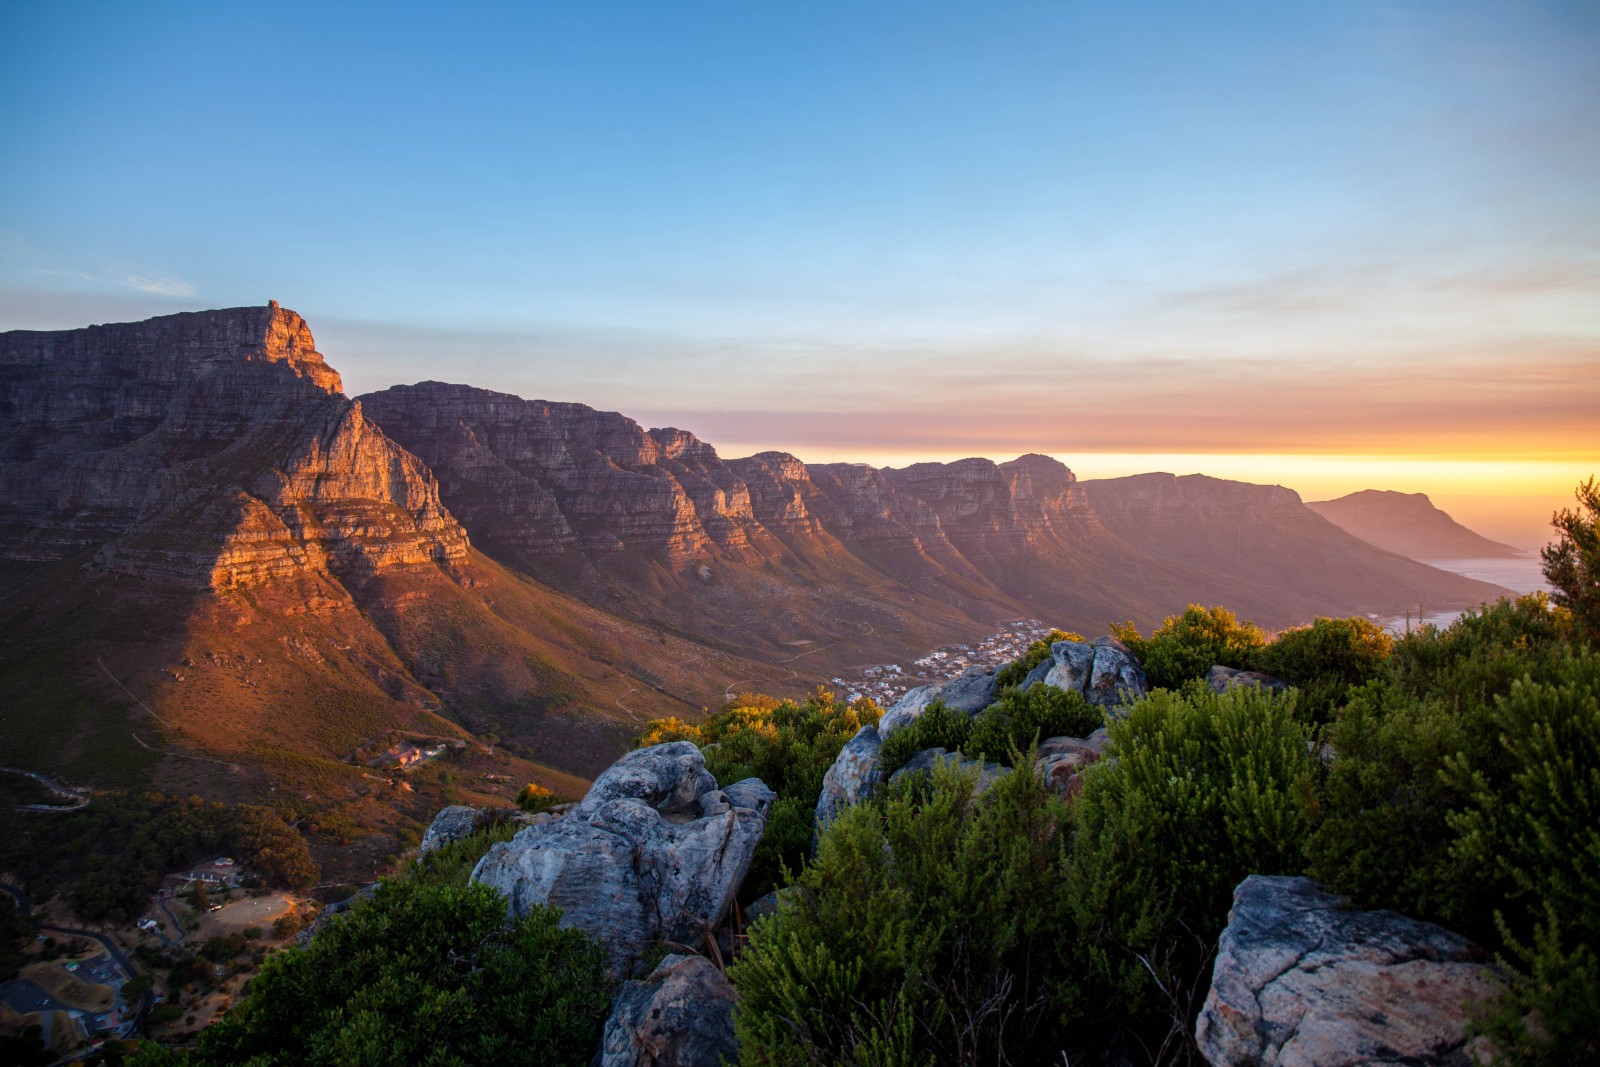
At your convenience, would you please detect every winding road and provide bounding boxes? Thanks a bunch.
[0,880,155,1023]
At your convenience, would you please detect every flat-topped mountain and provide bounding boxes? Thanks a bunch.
[360,381,1510,637]
[1307,489,1522,561]
[0,304,467,586]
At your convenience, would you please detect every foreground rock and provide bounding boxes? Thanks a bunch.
[598,952,739,1067]
[814,724,884,832]
[1196,875,1503,1067]
[1205,664,1290,696]
[889,748,1010,797]
[1032,735,1104,800]
[1029,636,1149,711]
[418,805,492,854]
[471,742,773,975]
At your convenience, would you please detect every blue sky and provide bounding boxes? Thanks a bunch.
[2,1,1596,545]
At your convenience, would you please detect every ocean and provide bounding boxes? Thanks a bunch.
[1383,554,1551,633]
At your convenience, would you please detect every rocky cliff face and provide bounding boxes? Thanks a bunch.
[0,306,468,588]
[362,381,1511,632]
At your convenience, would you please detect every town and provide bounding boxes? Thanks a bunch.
[828,618,1056,707]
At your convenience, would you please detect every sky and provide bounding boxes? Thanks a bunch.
[1,1,1595,549]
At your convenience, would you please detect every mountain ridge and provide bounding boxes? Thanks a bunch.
[1307,489,1524,561]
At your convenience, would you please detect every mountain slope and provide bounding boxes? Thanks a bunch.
[360,383,1512,635]
[1307,489,1523,560]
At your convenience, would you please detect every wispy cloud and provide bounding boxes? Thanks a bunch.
[117,272,196,296]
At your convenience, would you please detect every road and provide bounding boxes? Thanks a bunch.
[0,766,92,811]
[0,880,155,1022]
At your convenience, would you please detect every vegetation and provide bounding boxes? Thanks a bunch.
[133,880,611,1067]
[1251,615,1392,720]
[636,688,880,900]
[1113,605,1267,689]
[876,699,973,775]
[1542,475,1600,644]
[966,683,1102,764]
[5,793,317,922]
[732,759,1076,1065]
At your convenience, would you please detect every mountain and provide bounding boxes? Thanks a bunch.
[360,382,1511,637]
[1307,489,1523,561]
[0,306,782,878]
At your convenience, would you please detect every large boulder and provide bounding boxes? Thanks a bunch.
[1033,735,1102,800]
[418,805,491,855]
[1205,664,1290,696]
[878,684,942,736]
[938,665,1002,714]
[598,953,739,1067]
[814,725,884,832]
[888,747,1010,798]
[1039,636,1148,711]
[471,742,774,976]
[1195,875,1503,1067]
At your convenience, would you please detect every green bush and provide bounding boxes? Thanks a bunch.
[994,629,1081,689]
[1251,615,1392,721]
[398,820,521,891]
[1067,684,1314,1045]
[731,758,1077,1066]
[1541,475,1600,645]
[1114,606,1267,690]
[877,700,971,776]
[1448,651,1600,1064]
[1307,596,1578,940]
[965,684,1102,765]
[637,688,880,900]
[194,880,611,1066]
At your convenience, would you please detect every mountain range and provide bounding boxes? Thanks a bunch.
[0,305,1513,860]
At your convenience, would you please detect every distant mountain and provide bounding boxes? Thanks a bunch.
[1307,490,1522,561]
[361,382,1512,638]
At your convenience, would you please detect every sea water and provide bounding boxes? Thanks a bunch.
[1383,555,1550,633]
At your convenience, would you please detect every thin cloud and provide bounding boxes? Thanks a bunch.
[117,272,196,297]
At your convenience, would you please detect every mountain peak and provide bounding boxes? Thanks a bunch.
[1307,490,1521,560]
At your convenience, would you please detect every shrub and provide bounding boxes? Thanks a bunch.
[1448,651,1600,1064]
[195,880,611,1066]
[965,684,1102,765]
[731,758,1078,1065]
[1067,684,1313,1051]
[1307,596,1578,941]
[515,783,562,813]
[994,629,1081,689]
[877,700,971,775]
[400,820,522,891]
[1115,606,1267,690]
[1541,475,1600,645]
[1252,615,1392,721]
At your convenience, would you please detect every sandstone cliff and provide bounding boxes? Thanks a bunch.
[361,382,1511,635]
[0,305,468,588]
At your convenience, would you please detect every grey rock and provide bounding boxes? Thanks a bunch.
[1043,637,1148,711]
[888,747,1011,798]
[1033,736,1102,800]
[598,952,739,1067]
[879,684,942,736]
[814,724,884,832]
[939,665,1001,714]
[471,742,773,976]
[1205,664,1291,696]
[418,805,490,855]
[1084,727,1110,753]
[1017,657,1055,692]
[1196,875,1503,1067]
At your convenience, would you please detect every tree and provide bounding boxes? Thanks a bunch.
[1542,476,1600,644]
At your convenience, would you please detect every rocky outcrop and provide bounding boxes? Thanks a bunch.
[598,953,740,1067]
[1308,489,1521,561]
[1195,875,1503,1067]
[418,805,490,854]
[938,665,1002,714]
[879,684,943,736]
[1205,665,1290,696]
[813,725,884,832]
[471,742,773,975]
[0,306,467,587]
[1033,734,1105,800]
[888,747,1010,797]
[1034,636,1149,711]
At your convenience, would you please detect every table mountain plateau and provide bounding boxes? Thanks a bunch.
[0,305,1510,869]
[361,381,1508,646]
